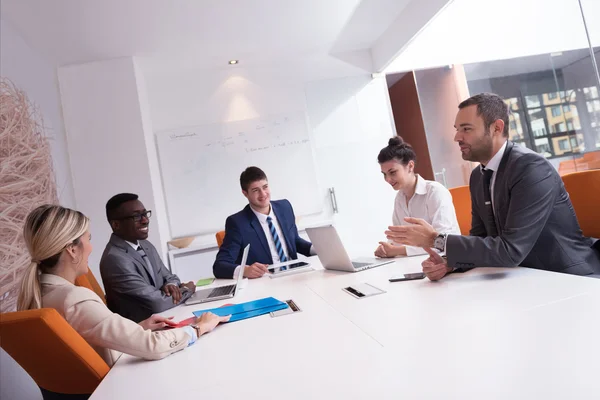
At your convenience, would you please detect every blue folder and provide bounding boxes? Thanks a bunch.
[192,297,288,322]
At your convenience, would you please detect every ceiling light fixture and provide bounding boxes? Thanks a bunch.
[228,60,239,65]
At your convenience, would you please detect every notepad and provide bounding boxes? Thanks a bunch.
[193,297,288,322]
[196,278,215,287]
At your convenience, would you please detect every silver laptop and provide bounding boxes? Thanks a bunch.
[185,244,249,305]
[306,226,394,272]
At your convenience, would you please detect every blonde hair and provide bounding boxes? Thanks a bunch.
[17,205,89,311]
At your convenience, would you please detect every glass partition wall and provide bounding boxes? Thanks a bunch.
[385,0,600,185]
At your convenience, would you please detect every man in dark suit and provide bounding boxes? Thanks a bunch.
[100,193,196,322]
[213,167,314,279]
[385,93,600,280]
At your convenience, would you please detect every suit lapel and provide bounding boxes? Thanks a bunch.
[245,206,272,262]
[109,234,156,286]
[491,141,514,231]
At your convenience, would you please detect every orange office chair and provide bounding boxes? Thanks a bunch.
[561,169,600,238]
[75,267,105,304]
[449,185,472,235]
[0,308,110,399]
[215,230,226,248]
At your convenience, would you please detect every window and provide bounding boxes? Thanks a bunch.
[563,105,570,112]
[558,139,570,151]
[551,106,561,117]
[570,137,578,147]
[552,122,566,133]
[567,119,574,131]
[548,92,558,100]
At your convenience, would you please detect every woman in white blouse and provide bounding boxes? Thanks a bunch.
[18,204,229,366]
[375,137,460,258]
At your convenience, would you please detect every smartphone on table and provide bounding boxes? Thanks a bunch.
[389,272,426,282]
[267,261,310,275]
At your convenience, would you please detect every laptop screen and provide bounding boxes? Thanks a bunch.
[235,244,250,287]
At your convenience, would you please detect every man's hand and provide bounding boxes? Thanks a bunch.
[139,315,176,331]
[374,242,406,258]
[244,262,268,278]
[422,248,452,281]
[180,281,196,294]
[385,217,438,248]
[161,283,182,304]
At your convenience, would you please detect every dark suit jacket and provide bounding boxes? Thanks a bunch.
[100,234,191,322]
[213,199,312,278]
[447,141,600,276]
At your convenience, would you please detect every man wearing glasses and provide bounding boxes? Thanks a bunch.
[100,193,196,322]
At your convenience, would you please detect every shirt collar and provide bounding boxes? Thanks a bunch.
[414,174,427,195]
[40,273,73,286]
[250,204,273,223]
[481,141,507,172]
[125,240,139,250]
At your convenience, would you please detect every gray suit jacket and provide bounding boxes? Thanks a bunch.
[447,141,600,276]
[99,234,191,322]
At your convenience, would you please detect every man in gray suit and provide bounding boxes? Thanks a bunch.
[385,92,600,280]
[100,193,196,322]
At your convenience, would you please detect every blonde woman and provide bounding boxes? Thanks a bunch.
[17,205,229,366]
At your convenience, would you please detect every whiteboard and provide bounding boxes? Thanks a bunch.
[156,112,322,238]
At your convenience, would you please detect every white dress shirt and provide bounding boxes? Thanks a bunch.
[392,175,461,256]
[479,140,507,212]
[232,205,291,279]
[250,206,291,263]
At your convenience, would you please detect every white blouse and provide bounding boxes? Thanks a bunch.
[392,175,461,256]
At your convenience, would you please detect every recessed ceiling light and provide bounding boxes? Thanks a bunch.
[228,60,239,65]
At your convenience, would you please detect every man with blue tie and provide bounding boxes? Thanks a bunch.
[213,167,315,279]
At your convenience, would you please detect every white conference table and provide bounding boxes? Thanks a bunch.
[90,256,600,400]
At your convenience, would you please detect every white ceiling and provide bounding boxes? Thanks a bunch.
[0,0,425,75]
[384,0,600,74]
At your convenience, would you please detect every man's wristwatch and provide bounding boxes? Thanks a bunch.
[433,233,448,253]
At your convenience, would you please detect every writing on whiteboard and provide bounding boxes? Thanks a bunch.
[169,132,199,140]
[247,139,310,153]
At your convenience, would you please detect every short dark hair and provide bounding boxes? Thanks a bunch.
[240,167,267,191]
[458,93,509,137]
[106,193,138,221]
[377,136,417,165]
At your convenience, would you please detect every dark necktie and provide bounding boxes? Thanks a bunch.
[482,168,498,237]
[136,245,155,281]
[267,216,287,262]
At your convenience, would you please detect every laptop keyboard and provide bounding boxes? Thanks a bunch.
[208,284,234,298]
[352,262,371,269]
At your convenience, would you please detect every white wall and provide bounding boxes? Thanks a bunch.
[0,18,61,400]
[0,19,75,207]
[58,57,170,284]
[144,61,397,268]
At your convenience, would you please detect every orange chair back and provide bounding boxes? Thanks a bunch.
[449,185,472,235]
[75,267,105,304]
[215,230,226,247]
[0,308,110,395]
[561,170,600,238]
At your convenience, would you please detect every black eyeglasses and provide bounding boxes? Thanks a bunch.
[118,210,152,222]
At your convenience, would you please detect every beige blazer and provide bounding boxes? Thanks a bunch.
[40,274,190,367]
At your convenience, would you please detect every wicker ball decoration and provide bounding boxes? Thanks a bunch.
[0,78,59,312]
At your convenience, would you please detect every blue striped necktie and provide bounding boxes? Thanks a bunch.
[266,216,287,262]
